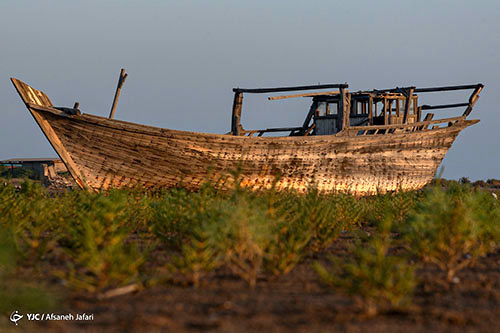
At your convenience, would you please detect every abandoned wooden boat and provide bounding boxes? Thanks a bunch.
[11,77,483,195]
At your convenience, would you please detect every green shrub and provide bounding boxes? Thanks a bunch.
[264,217,311,276]
[0,181,17,219]
[403,183,500,281]
[275,189,361,252]
[215,196,274,288]
[58,190,146,292]
[167,221,222,287]
[0,181,62,265]
[0,229,57,314]
[151,186,223,249]
[314,217,415,316]
[0,166,34,179]
[362,190,420,227]
[0,228,15,274]
[122,187,156,232]
[152,184,314,284]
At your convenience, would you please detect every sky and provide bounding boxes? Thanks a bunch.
[0,0,499,180]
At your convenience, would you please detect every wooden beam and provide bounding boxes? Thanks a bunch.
[268,90,339,100]
[231,92,244,135]
[396,98,400,117]
[414,84,482,93]
[343,115,463,133]
[368,95,373,125]
[342,91,351,129]
[421,102,469,110]
[402,88,414,124]
[384,98,389,125]
[255,126,304,133]
[355,84,481,96]
[462,85,483,117]
[233,83,348,94]
[109,69,128,119]
[338,87,346,130]
[301,101,318,131]
[304,123,316,136]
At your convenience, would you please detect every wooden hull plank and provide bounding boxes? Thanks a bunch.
[11,78,477,195]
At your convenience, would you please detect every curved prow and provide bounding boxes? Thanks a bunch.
[10,78,92,191]
[11,78,54,108]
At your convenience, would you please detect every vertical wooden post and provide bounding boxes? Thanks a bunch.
[109,69,128,119]
[344,92,351,129]
[402,88,415,124]
[368,95,373,125]
[383,98,389,125]
[338,87,346,130]
[231,91,244,135]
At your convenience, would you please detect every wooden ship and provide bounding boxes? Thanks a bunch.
[11,73,483,195]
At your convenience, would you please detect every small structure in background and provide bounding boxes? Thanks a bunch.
[0,158,74,189]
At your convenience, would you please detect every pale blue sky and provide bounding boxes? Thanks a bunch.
[1,1,499,179]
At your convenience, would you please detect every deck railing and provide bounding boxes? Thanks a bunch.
[340,116,466,137]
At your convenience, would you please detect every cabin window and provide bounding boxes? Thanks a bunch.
[377,101,385,117]
[316,102,327,116]
[399,99,415,114]
[386,98,416,117]
[316,102,339,116]
[351,101,368,115]
[329,102,338,115]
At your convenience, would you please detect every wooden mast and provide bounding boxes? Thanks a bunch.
[109,69,128,119]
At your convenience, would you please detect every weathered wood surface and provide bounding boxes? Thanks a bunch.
[233,83,348,94]
[109,69,128,119]
[463,85,483,117]
[421,103,469,110]
[268,90,339,101]
[11,78,91,190]
[11,78,478,195]
[231,92,244,135]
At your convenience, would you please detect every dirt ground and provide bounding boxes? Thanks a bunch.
[12,231,495,333]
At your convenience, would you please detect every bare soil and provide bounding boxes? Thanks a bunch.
[24,232,500,333]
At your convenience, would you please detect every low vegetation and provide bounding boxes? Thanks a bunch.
[0,176,498,318]
[0,165,34,179]
[314,216,416,316]
[402,182,500,281]
[0,226,57,314]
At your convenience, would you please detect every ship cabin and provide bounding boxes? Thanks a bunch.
[230,83,483,137]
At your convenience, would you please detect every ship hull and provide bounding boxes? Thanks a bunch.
[12,78,476,195]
